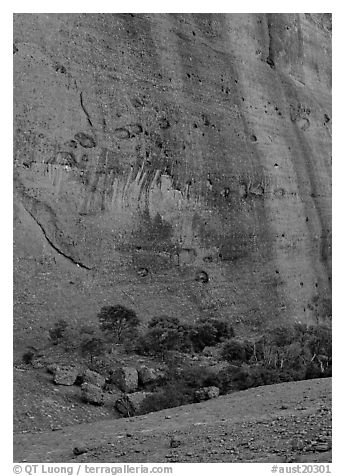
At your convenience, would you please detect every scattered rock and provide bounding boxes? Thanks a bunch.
[73,446,89,456]
[195,386,220,402]
[55,64,67,74]
[170,437,182,448]
[74,132,96,148]
[312,442,331,452]
[111,367,138,393]
[81,382,104,405]
[54,367,78,386]
[13,43,18,54]
[81,369,106,388]
[195,270,209,283]
[31,358,45,369]
[291,438,305,451]
[137,267,149,277]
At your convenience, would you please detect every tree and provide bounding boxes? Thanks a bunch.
[80,337,105,364]
[98,305,140,343]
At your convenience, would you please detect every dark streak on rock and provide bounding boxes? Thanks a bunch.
[80,92,93,128]
[25,207,92,270]
[266,15,276,69]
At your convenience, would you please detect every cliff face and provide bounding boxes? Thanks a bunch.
[13,13,331,346]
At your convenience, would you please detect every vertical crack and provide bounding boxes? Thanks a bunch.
[266,14,275,69]
[25,206,92,271]
[80,91,94,127]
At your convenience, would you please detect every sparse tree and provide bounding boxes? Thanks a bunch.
[80,337,105,364]
[98,305,140,343]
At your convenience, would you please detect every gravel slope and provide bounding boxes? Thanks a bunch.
[14,377,331,463]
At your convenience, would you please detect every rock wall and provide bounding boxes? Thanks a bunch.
[13,13,331,342]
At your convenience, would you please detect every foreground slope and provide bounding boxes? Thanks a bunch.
[14,14,331,351]
[14,378,331,463]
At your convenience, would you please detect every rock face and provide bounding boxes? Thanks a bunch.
[13,14,331,348]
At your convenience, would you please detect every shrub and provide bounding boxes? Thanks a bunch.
[266,325,296,348]
[221,339,251,364]
[140,383,192,414]
[139,365,219,414]
[189,317,235,352]
[136,316,192,357]
[98,305,140,343]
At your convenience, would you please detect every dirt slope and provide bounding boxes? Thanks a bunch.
[14,377,331,463]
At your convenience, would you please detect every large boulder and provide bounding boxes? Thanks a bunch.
[81,369,106,388]
[81,382,104,405]
[53,366,78,386]
[195,386,220,402]
[110,367,138,393]
[137,366,165,386]
[115,392,152,416]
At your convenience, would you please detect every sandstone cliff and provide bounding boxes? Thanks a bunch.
[13,14,331,349]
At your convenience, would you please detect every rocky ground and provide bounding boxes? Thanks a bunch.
[14,377,331,463]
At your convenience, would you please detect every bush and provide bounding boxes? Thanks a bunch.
[189,317,235,352]
[136,316,193,357]
[139,365,220,414]
[140,383,192,413]
[221,339,251,364]
[98,305,140,343]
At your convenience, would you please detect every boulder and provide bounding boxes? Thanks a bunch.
[195,386,220,402]
[81,369,106,388]
[81,382,104,405]
[53,366,78,386]
[111,367,138,393]
[73,446,89,455]
[115,392,152,416]
[137,366,165,386]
